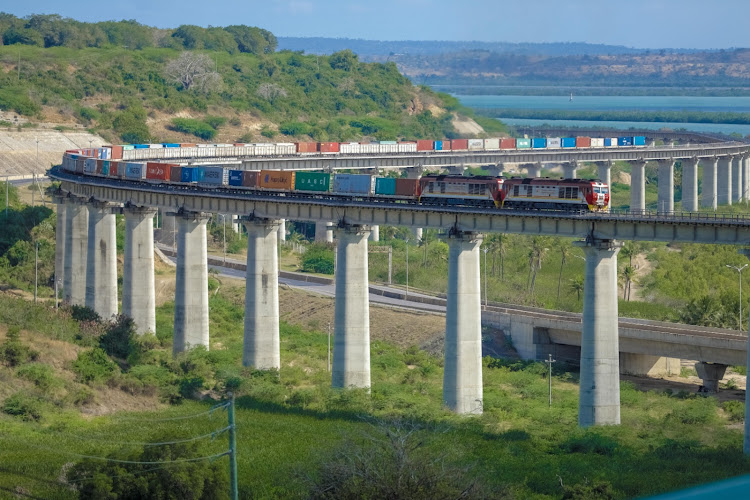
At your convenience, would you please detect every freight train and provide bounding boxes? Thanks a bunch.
[76,135,648,162]
[60,148,610,212]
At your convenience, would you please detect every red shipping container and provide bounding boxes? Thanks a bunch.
[108,145,123,160]
[441,140,452,151]
[95,159,104,174]
[296,142,318,153]
[233,143,246,147]
[180,143,197,147]
[576,136,592,148]
[500,138,516,149]
[170,166,182,183]
[109,161,120,177]
[416,140,434,151]
[242,171,259,188]
[318,142,340,153]
[451,139,468,150]
[395,178,420,197]
[146,162,172,181]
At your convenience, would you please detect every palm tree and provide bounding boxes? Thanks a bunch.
[528,236,550,295]
[620,265,636,301]
[556,239,572,302]
[620,241,637,267]
[570,276,584,301]
[420,230,436,267]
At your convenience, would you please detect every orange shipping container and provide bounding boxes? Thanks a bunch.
[146,162,172,181]
[416,140,433,151]
[451,139,468,150]
[180,143,197,147]
[258,170,295,190]
[394,178,420,197]
[108,145,123,160]
[575,137,592,148]
[441,140,452,151]
[318,142,340,153]
[500,138,516,149]
[296,142,318,153]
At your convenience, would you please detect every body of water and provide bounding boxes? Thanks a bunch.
[498,117,750,136]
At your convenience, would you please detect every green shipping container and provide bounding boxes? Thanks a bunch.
[375,177,396,195]
[516,138,532,149]
[294,171,330,192]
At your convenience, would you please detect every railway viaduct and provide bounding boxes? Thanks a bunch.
[48,139,750,454]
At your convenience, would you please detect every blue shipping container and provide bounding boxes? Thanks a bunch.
[633,136,646,146]
[561,137,576,148]
[133,144,149,149]
[201,166,225,185]
[228,170,244,186]
[181,167,204,183]
[618,137,634,147]
[333,174,373,195]
[434,140,443,151]
[125,163,144,179]
[163,143,180,148]
[532,138,547,149]
[375,177,396,195]
[101,161,110,176]
[604,138,613,147]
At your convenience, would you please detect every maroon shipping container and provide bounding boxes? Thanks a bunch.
[242,171,259,188]
[416,140,433,151]
[500,138,516,149]
[170,166,182,183]
[108,145,123,160]
[318,142,340,153]
[394,178,420,197]
[146,162,171,181]
[95,159,104,174]
[180,143,197,147]
[451,139,468,150]
[109,161,120,178]
[575,136,592,148]
[296,142,318,153]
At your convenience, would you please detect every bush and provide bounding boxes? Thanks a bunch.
[0,325,39,367]
[99,315,137,360]
[666,398,718,424]
[171,118,216,140]
[722,400,745,422]
[3,392,44,421]
[73,348,118,384]
[16,363,58,390]
[300,243,334,274]
[561,432,619,456]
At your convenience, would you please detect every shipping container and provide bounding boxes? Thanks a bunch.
[333,174,374,195]
[484,138,500,150]
[468,139,484,150]
[398,142,417,153]
[359,143,380,154]
[276,143,296,155]
[516,138,532,149]
[575,137,592,148]
[451,139,468,150]
[149,144,164,149]
[395,178,420,197]
[416,140,434,151]
[604,138,614,147]
[75,159,85,174]
[170,166,182,183]
[146,162,172,181]
[254,143,276,155]
[180,143,197,148]
[318,142,340,153]
[561,137,577,148]
[123,145,135,151]
[95,159,104,175]
[546,137,561,148]
[590,138,605,148]
[433,140,443,151]
[439,140,451,151]
[633,136,646,146]
[133,144,149,149]
[108,145,123,160]
[228,170,244,187]
[84,158,97,174]
[163,143,180,148]
[101,161,111,176]
[200,166,227,185]
[340,143,362,154]
[242,171,259,188]
[100,148,109,160]
[295,171,331,192]
[375,177,396,195]
[296,142,318,154]
[109,162,121,178]
[500,138,516,149]
[125,163,145,180]
[618,136,634,147]
[258,170,295,190]
[180,167,203,183]
[532,138,547,149]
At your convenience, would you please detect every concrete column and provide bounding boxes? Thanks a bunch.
[173,211,210,354]
[332,224,371,389]
[85,202,118,319]
[315,221,334,243]
[122,206,156,335]
[231,215,240,233]
[368,225,379,242]
[630,160,646,213]
[63,199,88,306]
[701,157,718,210]
[53,195,67,293]
[277,219,286,244]
[743,156,750,203]
[524,163,542,178]
[443,231,483,414]
[738,248,750,454]
[242,217,282,370]
[575,239,622,427]
[694,362,728,393]
[681,157,699,212]
[597,160,612,187]
[656,159,674,214]
[562,161,578,179]
[717,156,732,206]
[412,227,423,242]
[732,156,743,202]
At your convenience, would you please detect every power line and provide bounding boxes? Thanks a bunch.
[35,425,232,447]
[110,401,230,422]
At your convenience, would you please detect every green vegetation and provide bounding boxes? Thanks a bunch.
[475,108,750,125]
[170,116,226,140]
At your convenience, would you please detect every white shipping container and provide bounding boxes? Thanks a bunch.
[359,143,379,154]
[340,143,362,154]
[254,143,276,155]
[149,144,163,149]
[398,142,417,153]
[608,138,619,148]
[468,139,484,150]
[547,138,562,148]
[275,143,296,155]
[590,138,605,148]
[484,138,500,150]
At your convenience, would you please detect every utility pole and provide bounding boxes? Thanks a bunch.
[34,241,38,303]
[405,238,409,298]
[483,246,488,309]
[227,393,238,500]
[545,354,556,407]
[5,176,8,216]
[327,322,331,372]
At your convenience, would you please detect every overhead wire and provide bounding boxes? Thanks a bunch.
[33,425,232,447]
[108,401,230,422]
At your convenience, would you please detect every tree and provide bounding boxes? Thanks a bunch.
[556,239,572,302]
[620,265,636,301]
[527,236,550,295]
[329,49,358,71]
[570,276,584,301]
[620,241,637,267]
[165,52,222,93]
[256,82,288,105]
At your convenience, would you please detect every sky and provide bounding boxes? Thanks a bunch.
[4,0,750,50]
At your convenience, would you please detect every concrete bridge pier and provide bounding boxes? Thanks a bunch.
[242,217,282,370]
[481,163,503,177]
[443,230,484,414]
[620,354,680,376]
[562,161,578,179]
[368,225,380,242]
[63,197,88,305]
[630,160,646,213]
[412,227,423,242]
[739,248,750,455]
[122,206,157,335]
[575,238,622,427]
[656,159,674,214]
[172,211,210,354]
[332,224,372,389]
[52,194,67,296]
[743,156,750,202]
[732,155,743,202]
[277,219,286,244]
[681,157,699,212]
[523,163,542,178]
[597,160,612,187]
[85,202,119,319]
[694,362,728,393]
[315,221,334,243]
[717,156,732,206]
[701,157,718,210]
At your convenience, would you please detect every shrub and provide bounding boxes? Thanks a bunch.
[99,315,137,360]
[300,243,334,274]
[170,118,216,140]
[665,398,718,425]
[722,400,744,422]
[16,363,58,390]
[561,432,619,456]
[0,325,39,367]
[3,392,44,421]
[73,348,118,384]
